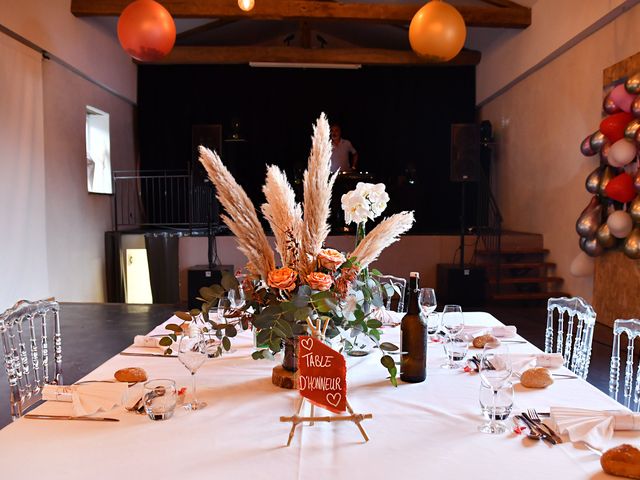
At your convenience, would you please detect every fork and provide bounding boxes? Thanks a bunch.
[527,409,563,444]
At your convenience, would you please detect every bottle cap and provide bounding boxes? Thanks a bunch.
[410,272,420,278]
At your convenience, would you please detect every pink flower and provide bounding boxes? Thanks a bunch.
[307,272,333,292]
[317,248,346,270]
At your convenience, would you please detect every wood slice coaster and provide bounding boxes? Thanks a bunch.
[272,365,298,389]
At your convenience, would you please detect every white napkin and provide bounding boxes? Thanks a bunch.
[71,383,129,417]
[134,335,162,348]
[551,407,640,449]
[42,384,74,402]
[463,325,518,339]
[501,353,564,374]
[371,307,404,326]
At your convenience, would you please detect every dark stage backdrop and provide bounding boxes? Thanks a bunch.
[137,64,477,233]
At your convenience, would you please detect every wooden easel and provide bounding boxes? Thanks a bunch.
[280,397,373,447]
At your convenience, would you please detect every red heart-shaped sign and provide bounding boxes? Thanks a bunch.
[605,172,637,203]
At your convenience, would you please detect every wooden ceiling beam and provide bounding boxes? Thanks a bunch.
[71,1,531,29]
[140,45,481,66]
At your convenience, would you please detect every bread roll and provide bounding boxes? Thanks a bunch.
[473,334,500,348]
[520,367,553,388]
[601,444,640,479]
[114,367,148,383]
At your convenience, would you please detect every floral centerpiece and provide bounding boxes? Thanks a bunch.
[164,114,413,385]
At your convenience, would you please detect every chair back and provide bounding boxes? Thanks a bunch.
[545,296,596,379]
[0,299,62,419]
[609,319,640,411]
[376,275,407,313]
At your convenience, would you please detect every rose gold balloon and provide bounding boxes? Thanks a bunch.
[585,166,603,194]
[599,166,615,197]
[630,196,640,222]
[603,93,621,114]
[409,0,466,62]
[632,95,640,118]
[624,227,640,259]
[589,131,607,152]
[117,0,176,62]
[580,237,604,257]
[625,118,640,140]
[596,223,617,249]
[599,142,611,164]
[580,134,597,156]
[626,73,640,94]
[576,197,601,239]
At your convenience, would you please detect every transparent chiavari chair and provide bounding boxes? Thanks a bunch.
[0,298,62,419]
[375,275,407,313]
[545,296,596,379]
[609,319,640,411]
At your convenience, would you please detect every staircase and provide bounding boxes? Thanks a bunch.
[476,233,569,301]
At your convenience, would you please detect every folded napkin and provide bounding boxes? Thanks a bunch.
[551,407,640,449]
[41,383,128,417]
[488,353,564,374]
[371,307,404,326]
[134,335,162,348]
[462,325,518,339]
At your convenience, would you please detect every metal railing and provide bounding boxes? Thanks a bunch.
[112,170,217,231]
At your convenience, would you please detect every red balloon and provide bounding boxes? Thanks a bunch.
[117,0,176,62]
[605,172,637,203]
[600,112,634,143]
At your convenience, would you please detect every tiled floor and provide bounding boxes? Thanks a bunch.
[0,302,618,429]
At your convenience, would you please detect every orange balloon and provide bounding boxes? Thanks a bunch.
[409,0,466,62]
[117,0,176,62]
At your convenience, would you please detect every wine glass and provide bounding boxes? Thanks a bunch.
[478,343,513,434]
[440,305,464,368]
[228,287,245,309]
[418,288,438,340]
[178,329,208,411]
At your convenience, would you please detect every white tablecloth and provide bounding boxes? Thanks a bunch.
[0,312,635,479]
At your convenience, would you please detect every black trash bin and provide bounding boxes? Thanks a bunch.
[144,232,181,304]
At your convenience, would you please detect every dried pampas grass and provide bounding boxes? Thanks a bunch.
[261,165,302,269]
[350,211,415,270]
[300,113,338,277]
[198,146,275,280]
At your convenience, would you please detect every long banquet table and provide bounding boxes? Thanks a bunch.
[0,312,634,479]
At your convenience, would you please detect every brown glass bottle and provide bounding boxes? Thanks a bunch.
[400,272,427,383]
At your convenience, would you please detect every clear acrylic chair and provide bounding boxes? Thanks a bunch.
[545,296,596,379]
[0,298,62,419]
[376,275,407,313]
[609,319,640,411]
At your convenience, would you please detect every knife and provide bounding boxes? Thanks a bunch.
[119,352,177,358]
[516,415,556,445]
[522,412,563,444]
[24,414,120,422]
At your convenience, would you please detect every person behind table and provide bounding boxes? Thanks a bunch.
[330,124,358,173]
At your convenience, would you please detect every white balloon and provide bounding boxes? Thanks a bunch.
[608,139,637,167]
[569,252,595,277]
[607,210,634,238]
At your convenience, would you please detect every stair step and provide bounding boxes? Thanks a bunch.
[491,291,570,301]
[485,262,556,270]
[488,276,563,285]
[477,248,550,256]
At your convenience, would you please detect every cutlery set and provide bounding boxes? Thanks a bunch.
[513,409,563,446]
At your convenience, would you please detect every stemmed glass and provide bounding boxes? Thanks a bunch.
[441,304,464,368]
[418,288,438,341]
[178,329,208,411]
[228,287,245,309]
[478,343,513,434]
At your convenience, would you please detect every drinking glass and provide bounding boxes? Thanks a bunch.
[418,288,437,317]
[178,330,208,411]
[441,305,464,368]
[443,335,468,368]
[479,381,514,422]
[425,313,441,342]
[143,379,177,421]
[478,343,513,434]
[228,287,245,309]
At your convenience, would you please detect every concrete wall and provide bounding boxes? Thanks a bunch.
[479,3,640,301]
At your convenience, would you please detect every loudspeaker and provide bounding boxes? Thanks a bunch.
[450,124,480,182]
[187,264,234,310]
[436,264,487,308]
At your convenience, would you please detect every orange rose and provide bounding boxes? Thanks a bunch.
[317,248,346,271]
[307,272,333,292]
[267,267,298,291]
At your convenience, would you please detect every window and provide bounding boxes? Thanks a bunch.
[85,106,112,194]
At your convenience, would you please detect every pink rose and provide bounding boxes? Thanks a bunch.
[267,267,298,292]
[317,248,346,271]
[307,272,333,292]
